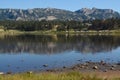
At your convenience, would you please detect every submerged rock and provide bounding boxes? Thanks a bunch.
[43,64,48,67]
[7,64,11,67]
[100,60,106,65]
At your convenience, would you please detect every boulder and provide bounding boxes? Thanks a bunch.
[0,72,4,75]
[93,66,98,69]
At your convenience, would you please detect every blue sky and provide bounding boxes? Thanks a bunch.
[0,0,119,12]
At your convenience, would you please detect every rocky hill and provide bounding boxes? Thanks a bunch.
[75,8,120,20]
[0,8,120,21]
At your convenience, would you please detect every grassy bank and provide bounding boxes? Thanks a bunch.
[0,30,25,36]
[1,29,120,36]
[0,71,120,80]
[0,72,117,80]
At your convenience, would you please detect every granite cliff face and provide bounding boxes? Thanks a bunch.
[0,8,83,21]
[75,8,120,20]
[0,8,120,21]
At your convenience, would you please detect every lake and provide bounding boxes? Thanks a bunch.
[0,34,120,73]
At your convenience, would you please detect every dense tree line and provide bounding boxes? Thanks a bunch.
[0,18,120,31]
[89,18,120,30]
[0,20,85,31]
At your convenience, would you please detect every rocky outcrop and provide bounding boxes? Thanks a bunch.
[75,8,120,20]
[0,8,120,21]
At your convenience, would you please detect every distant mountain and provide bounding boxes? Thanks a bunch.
[0,8,120,21]
[0,8,83,21]
[75,8,120,20]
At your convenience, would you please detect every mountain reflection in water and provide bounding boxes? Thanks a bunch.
[0,35,120,54]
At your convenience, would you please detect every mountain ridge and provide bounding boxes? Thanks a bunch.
[0,7,120,21]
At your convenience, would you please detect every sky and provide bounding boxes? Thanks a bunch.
[0,0,119,12]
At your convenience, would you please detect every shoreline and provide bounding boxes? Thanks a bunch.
[39,61,120,79]
[1,61,120,74]
[44,61,120,72]
[31,61,120,79]
[0,61,120,79]
[1,30,120,36]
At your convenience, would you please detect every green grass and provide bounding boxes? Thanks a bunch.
[0,72,100,80]
[0,72,119,80]
[1,29,120,36]
[0,30,25,35]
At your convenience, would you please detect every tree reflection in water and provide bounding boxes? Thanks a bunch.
[0,34,120,54]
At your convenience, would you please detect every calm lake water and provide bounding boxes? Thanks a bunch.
[0,34,120,73]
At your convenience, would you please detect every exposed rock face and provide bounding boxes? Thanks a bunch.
[0,8,120,21]
[75,8,120,20]
[0,8,83,21]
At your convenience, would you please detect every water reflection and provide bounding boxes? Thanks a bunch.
[0,35,120,54]
[0,34,120,73]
